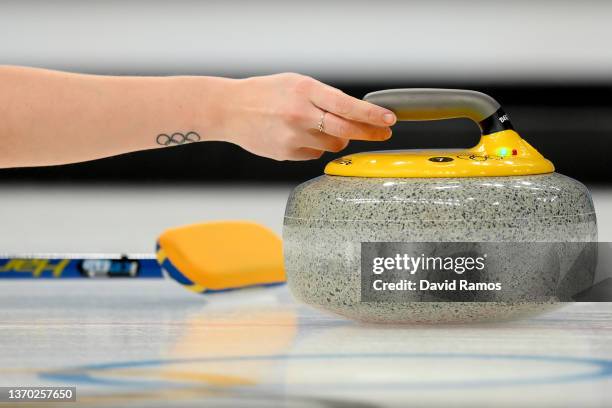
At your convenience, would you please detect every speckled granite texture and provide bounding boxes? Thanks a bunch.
[283,173,597,323]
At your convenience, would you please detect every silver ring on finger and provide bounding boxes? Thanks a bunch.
[317,111,327,133]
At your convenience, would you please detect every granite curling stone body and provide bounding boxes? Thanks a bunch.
[283,89,597,323]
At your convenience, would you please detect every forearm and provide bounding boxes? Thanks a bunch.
[0,66,232,167]
[0,68,394,167]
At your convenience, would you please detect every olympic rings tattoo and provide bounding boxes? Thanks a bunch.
[156,131,201,146]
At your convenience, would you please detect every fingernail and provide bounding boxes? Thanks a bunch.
[378,129,392,140]
[383,112,396,124]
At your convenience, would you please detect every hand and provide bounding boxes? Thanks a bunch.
[220,73,396,161]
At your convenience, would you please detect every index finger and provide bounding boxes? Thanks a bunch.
[309,83,396,127]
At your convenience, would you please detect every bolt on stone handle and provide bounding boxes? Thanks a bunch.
[364,88,512,134]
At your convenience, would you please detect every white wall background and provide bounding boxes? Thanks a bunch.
[1,0,611,81]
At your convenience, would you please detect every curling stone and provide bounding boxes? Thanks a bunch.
[283,89,597,323]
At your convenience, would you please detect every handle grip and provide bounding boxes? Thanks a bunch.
[364,88,511,134]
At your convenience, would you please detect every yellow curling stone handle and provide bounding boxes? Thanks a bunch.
[324,89,554,178]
